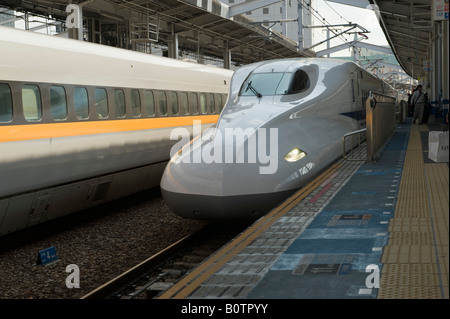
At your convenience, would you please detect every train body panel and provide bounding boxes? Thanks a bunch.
[161,58,394,220]
[1,123,215,198]
[0,26,233,235]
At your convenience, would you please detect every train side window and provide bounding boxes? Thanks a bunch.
[50,86,67,120]
[144,90,155,117]
[114,89,126,118]
[200,93,207,114]
[74,87,89,119]
[180,92,189,115]
[170,92,179,115]
[95,88,108,119]
[158,91,167,116]
[208,94,215,114]
[216,94,223,112]
[190,92,198,115]
[0,83,13,122]
[22,84,42,121]
[131,89,141,117]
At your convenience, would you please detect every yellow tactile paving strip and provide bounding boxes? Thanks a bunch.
[425,163,449,296]
[378,125,449,299]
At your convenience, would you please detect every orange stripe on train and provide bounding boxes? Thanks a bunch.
[0,115,219,143]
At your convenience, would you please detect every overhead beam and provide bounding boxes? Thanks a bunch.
[228,0,280,18]
[1,0,310,66]
[315,40,392,57]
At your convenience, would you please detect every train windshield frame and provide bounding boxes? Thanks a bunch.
[239,69,310,97]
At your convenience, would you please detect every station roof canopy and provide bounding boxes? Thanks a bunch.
[2,0,313,65]
[369,0,434,79]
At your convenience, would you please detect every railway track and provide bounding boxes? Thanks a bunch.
[81,222,250,299]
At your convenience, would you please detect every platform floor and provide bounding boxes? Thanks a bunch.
[159,117,449,299]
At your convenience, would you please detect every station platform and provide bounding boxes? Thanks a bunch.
[159,116,449,300]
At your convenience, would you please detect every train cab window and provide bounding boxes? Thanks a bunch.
[158,91,167,116]
[131,89,141,117]
[275,74,292,95]
[208,94,215,114]
[50,86,67,120]
[114,89,126,118]
[240,70,309,96]
[240,73,288,96]
[170,92,179,115]
[190,92,199,114]
[0,83,13,122]
[22,84,42,121]
[95,88,108,119]
[179,92,189,115]
[200,93,207,114]
[144,90,155,117]
[74,87,89,119]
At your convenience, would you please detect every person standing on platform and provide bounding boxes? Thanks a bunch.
[411,84,426,124]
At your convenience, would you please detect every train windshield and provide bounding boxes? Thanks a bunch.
[240,69,310,97]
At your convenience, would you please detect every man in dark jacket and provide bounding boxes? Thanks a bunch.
[411,85,426,124]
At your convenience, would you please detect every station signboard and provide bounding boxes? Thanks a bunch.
[433,0,449,21]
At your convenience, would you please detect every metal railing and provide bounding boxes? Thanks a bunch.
[343,128,367,161]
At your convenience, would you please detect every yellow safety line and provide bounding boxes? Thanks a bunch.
[158,162,342,299]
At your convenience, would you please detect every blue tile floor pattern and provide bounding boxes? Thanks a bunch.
[247,122,411,299]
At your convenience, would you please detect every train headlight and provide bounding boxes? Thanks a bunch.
[170,149,183,163]
[284,148,307,162]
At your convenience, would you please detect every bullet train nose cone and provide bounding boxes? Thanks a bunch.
[160,159,294,220]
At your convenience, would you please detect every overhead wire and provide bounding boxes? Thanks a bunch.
[298,0,353,48]
[322,0,352,24]
[298,0,382,71]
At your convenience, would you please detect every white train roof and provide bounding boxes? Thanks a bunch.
[0,26,232,93]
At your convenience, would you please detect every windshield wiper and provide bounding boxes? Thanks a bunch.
[245,81,262,98]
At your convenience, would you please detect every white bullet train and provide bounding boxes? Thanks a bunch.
[0,26,233,235]
[161,58,399,220]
